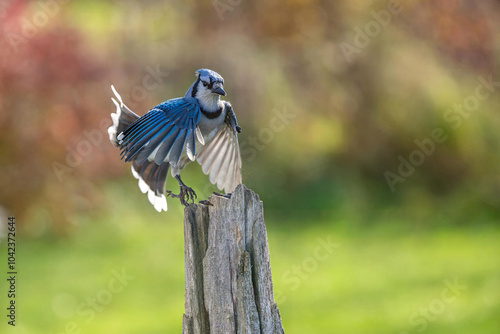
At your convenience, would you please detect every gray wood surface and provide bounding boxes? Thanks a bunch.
[182,184,285,334]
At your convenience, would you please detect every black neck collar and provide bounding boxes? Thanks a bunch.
[201,107,223,119]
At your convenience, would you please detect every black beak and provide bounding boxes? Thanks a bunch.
[212,86,226,96]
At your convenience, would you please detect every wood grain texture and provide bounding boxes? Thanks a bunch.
[183,184,285,334]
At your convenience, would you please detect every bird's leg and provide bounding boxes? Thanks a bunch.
[166,175,197,206]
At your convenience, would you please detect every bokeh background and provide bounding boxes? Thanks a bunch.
[1,0,500,333]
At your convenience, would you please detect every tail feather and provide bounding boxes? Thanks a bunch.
[131,159,170,212]
[108,85,140,147]
[109,85,170,212]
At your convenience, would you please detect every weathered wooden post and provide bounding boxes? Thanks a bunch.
[182,184,285,334]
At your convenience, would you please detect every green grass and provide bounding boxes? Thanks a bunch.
[3,183,499,334]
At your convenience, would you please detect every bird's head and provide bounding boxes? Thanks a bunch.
[190,69,226,112]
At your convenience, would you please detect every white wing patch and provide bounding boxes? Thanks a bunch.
[196,124,242,193]
[195,126,205,145]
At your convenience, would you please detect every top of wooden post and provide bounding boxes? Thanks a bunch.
[183,184,285,334]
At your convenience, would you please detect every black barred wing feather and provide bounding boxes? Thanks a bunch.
[197,110,242,193]
[118,97,202,166]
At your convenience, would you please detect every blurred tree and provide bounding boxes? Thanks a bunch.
[0,0,124,234]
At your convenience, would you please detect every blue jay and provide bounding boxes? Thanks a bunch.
[108,69,242,212]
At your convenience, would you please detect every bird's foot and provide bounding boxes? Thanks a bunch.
[165,190,180,199]
[213,191,232,199]
[166,184,197,207]
[167,175,198,206]
[199,199,213,206]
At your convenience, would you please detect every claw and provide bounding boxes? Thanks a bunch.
[169,176,198,207]
[213,191,231,199]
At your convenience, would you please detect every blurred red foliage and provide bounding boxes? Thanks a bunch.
[0,0,124,233]
[397,0,496,74]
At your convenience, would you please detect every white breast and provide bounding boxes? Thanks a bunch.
[196,109,227,152]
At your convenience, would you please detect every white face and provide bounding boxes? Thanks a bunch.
[196,76,224,112]
[198,75,212,94]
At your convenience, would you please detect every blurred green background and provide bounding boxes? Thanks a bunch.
[1,0,499,333]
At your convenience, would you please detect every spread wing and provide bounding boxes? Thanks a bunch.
[197,104,242,193]
[118,97,202,166]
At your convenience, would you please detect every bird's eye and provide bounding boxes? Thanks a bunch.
[202,81,208,87]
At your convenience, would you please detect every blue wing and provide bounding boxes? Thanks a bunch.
[118,97,201,166]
